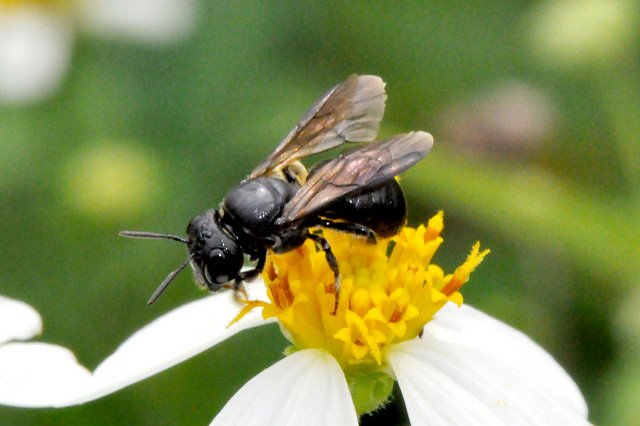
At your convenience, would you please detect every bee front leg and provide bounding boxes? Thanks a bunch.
[225,251,266,301]
[230,281,249,302]
[306,232,341,315]
[236,251,266,283]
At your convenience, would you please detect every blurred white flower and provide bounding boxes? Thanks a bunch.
[440,81,556,160]
[0,0,196,105]
[0,290,589,424]
[0,5,72,104]
[79,0,196,44]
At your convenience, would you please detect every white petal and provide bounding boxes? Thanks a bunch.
[0,295,42,345]
[0,6,72,104]
[388,304,589,425]
[430,304,588,417]
[211,349,358,426]
[62,285,272,406]
[0,342,91,407]
[79,0,196,44]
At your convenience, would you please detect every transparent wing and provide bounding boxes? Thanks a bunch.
[249,74,387,178]
[280,131,434,223]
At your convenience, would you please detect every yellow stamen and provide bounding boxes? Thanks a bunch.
[424,210,444,242]
[440,242,490,297]
[227,300,270,328]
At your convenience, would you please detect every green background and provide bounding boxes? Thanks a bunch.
[1,1,639,424]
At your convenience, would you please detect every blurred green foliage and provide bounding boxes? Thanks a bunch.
[1,1,639,424]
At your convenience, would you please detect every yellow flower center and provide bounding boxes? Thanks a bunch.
[231,211,489,371]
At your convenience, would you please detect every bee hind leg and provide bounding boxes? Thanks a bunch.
[315,219,377,244]
[306,232,341,315]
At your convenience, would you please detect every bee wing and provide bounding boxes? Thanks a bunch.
[249,74,387,178]
[280,131,434,223]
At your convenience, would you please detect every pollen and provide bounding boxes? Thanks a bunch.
[236,211,489,370]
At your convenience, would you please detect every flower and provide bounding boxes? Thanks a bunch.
[0,214,589,424]
[0,0,196,104]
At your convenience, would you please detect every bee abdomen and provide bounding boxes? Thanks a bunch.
[319,178,406,238]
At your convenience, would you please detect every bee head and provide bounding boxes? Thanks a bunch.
[186,210,244,293]
[119,208,243,305]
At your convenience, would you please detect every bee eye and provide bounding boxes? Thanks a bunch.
[203,249,230,286]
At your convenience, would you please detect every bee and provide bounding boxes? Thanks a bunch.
[121,75,433,309]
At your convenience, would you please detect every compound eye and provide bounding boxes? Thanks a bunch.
[204,248,230,285]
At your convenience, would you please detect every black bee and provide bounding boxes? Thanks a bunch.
[121,75,433,307]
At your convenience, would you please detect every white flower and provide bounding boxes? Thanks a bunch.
[0,0,196,105]
[0,290,588,424]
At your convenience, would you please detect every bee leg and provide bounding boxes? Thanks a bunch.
[306,232,341,315]
[228,251,266,301]
[233,252,267,300]
[230,282,249,302]
[236,251,266,282]
[316,219,377,244]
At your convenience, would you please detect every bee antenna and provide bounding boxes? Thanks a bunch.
[147,254,194,305]
[120,231,188,244]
